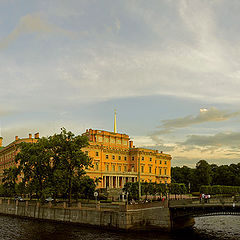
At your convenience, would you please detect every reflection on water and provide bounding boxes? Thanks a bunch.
[193,216,240,240]
[0,214,240,240]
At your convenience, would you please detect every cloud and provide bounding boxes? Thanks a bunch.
[172,155,240,167]
[153,107,240,135]
[132,135,176,153]
[182,131,240,147]
[0,13,74,50]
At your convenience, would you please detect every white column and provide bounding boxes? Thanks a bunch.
[110,176,113,188]
[103,176,106,188]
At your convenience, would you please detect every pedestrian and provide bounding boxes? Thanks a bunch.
[207,194,211,203]
[202,193,205,203]
[204,194,208,203]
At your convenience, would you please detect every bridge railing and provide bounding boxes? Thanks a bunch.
[169,196,239,207]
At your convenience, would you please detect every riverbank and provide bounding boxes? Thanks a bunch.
[0,199,172,232]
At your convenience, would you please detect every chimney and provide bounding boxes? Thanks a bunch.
[129,141,133,148]
[0,137,2,147]
[29,133,32,139]
[34,133,39,139]
[15,136,19,141]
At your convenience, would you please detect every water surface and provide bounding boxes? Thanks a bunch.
[0,214,240,240]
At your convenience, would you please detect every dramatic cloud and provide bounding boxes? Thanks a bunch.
[182,132,240,147]
[153,107,240,135]
[1,0,240,167]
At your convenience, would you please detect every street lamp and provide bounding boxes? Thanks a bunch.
[138,156,141,201]
[165,181,168,200]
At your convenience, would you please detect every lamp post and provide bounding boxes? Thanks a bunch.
[138,156,141,201]
[165,181,168,200]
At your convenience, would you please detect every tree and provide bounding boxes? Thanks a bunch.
[195,160,212,190]
[2,167,19,196]
[15,137,53,201]
[72,175,97,201]
[48,128,92,204]
[123,182,139,201]
[14,128,92,203]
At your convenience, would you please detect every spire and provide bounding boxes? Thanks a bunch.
[114,109,117,133]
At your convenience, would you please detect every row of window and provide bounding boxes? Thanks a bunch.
[106,155,128,161]
[94,163,131,172]
[87,151,168,165]
[0,152,15,162]
[142,166,167,175]
[94,162,168,175]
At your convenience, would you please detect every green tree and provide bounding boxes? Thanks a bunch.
[15,137,53,201]
[48,128,92,204]
[72,175,97,201]
[15,128,92,204]
[123,182,139,201]
[195,160,212,190]
[2,167,19,196]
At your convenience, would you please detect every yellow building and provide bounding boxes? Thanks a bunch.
[0,114,171,189]
[0,133,39,182]
[82,128,171,189]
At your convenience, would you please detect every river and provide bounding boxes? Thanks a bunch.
[0,215,240,240]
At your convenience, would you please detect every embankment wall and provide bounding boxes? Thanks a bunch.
[0,200,171,231]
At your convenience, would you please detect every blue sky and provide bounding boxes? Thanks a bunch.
[1,0,240,167]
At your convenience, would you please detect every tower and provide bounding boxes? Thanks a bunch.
[114,109,117,133]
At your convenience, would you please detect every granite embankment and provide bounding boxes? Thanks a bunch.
[0,199,172,231]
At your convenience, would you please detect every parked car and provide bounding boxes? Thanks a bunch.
[14,196,24,202]
[45,197,54,203]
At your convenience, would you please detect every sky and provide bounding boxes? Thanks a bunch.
[1,0,240,167]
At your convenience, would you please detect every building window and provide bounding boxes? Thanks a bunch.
[164,169,167,175]
[159,168,162,175]
[165,161,167,165]
[124,165,127,172]
[95,162,99,170]
[160,160,162,164]
[118,166,121,172]
[106,165,109,171]
[112,155,115,160]
[131,166,134,172]
[106,154,109,159]
[149,166,152,173]
[124,156,127,161]
[96,152,99,156]
[112,165,115,172]
[155,168,157,174]
[118,156,121,160]
[150,157,152,162]
[142,157,144,161]
[85,151,88,155]
[141,166,144,173]
[132,156,134,161]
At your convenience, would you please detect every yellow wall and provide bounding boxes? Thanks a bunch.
[82,129,171,188]
[0,130,172,188]
[0,135,39,182]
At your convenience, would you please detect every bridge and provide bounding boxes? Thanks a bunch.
[168,198,240,229]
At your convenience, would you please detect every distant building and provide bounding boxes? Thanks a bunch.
[0,113,172,188]
[82,129,171,189]
[83,110,171,188]
[0,133,39,182]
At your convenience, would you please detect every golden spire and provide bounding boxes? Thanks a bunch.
[114,109,117,133]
